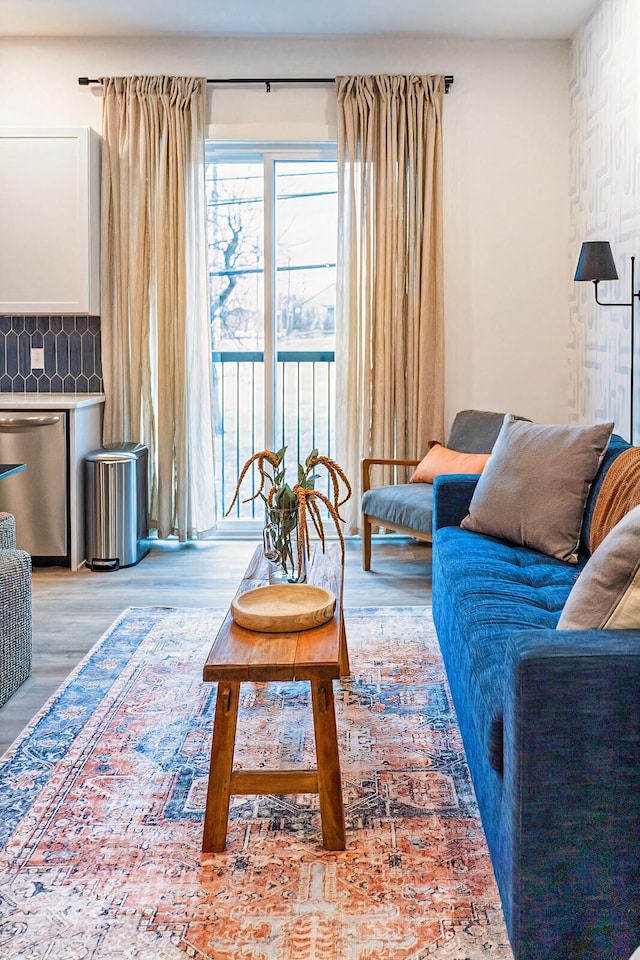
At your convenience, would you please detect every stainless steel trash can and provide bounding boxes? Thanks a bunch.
[85,444,149,571]
[102,442,149,544]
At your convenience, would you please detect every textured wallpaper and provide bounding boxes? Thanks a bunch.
[569,0,640,441]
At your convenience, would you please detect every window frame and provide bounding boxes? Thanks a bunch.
[206,140,337,536]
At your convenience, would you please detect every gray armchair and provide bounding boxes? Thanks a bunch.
[0,512,32,708]
[360,410,516,570]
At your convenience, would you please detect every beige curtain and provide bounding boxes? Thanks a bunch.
[335,74,445,533]
[101,76,216,539]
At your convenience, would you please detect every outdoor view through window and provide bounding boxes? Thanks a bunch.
[206,148,337,528]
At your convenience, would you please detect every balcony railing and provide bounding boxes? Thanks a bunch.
[212,349,335,522]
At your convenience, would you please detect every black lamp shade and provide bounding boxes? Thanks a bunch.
[574,241,619,282]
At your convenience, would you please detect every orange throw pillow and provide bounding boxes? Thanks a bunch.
[409,443,490,483]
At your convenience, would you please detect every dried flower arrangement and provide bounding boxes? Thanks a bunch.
[226,447,352,580]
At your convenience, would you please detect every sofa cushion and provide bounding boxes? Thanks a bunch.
[558,505,640,629]
[362,482,433,535]
[446,409,515,454]
[409,444,490,483]
[434,525,580,773]
[461,417,614,563]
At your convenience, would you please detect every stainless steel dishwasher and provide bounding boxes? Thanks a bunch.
[0,412,68,563]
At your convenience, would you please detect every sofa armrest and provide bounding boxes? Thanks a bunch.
[361,457,420,494]
[503,628,640,958]
[0,513,16,550]
[432,474,480,530]
[0,547,33,708]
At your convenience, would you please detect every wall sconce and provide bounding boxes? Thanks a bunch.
[574,241,639,443]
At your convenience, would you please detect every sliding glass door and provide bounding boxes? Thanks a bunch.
[206,143,337,531]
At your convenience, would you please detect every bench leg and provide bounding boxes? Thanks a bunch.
[362,515,372,571]
[311,678,345,851]
[202,680,240,853]
[339,615,350,678]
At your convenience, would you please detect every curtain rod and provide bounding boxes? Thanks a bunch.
[78,75,454,93]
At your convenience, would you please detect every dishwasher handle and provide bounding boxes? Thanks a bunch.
[0,415,61,428]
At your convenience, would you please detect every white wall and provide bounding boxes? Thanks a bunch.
[0,35,571,432]
[569,0,640,441]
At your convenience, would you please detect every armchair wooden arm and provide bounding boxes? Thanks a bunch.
[361,457,421,494]
[360,457,421,570]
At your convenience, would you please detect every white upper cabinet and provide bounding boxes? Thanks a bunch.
[0,128,100,315]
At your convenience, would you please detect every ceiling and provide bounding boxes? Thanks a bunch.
[0,0,600,40]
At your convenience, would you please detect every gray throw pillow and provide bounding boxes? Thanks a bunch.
[460,416,614,563]
[557,505,640,628]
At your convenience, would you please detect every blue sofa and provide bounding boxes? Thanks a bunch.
[431,433,640,960]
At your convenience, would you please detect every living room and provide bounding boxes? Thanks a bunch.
[0,0,638,958]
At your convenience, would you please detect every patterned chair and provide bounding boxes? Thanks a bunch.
[0,512,32,708]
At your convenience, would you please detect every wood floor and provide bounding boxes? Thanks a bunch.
[0,535,432,755]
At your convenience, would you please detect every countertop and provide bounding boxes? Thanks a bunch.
[0,394,105,411]
[0,463,26,480]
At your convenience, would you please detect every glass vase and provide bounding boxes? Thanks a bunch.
[263,504,307,584]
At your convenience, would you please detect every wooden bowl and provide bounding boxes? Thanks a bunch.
[230,584,336,633]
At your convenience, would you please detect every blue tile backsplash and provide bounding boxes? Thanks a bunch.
[0,316,103,393]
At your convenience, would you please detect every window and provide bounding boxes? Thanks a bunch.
[206,143,337,530]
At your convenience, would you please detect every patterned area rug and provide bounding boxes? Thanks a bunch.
[0,606,513,959]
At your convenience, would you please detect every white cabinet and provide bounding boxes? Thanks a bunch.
[0,127,100,315]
